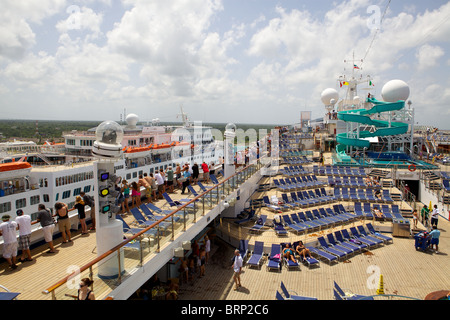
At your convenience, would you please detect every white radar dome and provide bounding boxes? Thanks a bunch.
[381,80,410,102]
[125,113,139,127]
[321,88,339,106]
[95,121,124,145]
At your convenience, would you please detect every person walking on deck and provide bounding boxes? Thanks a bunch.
[231,249,243,290]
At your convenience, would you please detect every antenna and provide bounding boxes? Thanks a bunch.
[178,104,190,127]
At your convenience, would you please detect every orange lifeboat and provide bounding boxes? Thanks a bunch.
[0,162,32,172]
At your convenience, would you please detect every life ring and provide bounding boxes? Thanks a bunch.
[408,164,416,172]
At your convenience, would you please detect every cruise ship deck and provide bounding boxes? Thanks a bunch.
[1,154,449,301]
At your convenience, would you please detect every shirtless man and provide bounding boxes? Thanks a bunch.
[138,175,150,203]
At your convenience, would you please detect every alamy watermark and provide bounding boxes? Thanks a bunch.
[367,5,381,31]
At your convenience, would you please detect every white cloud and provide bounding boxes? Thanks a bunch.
[415,44,445,71]
[56,6,104,39]
[0,0,66,60]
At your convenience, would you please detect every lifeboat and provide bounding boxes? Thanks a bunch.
[123,145,152,159]
[0,162,32,180]
[0,162,32,172]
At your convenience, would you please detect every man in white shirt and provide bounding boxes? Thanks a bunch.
[15,209,33,262]
[154,171,164,199]
[231,249,243,290]
[431,205,439,228]
[0,214,19,270]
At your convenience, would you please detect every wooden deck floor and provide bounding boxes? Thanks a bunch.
[1,164,448,301]
[178,215,450,300]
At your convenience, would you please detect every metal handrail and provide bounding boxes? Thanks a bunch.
[42,160,264,297]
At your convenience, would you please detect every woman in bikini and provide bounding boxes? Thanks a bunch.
[295,241,312,260]
[283,243,296,263]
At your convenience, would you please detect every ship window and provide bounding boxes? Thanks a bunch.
[0,202,11,214]
[138,170,143,176]
[62,190,71,199]
[43,194,50,202]
[126,173,131,180]
[83,185,91,193]
[16,198,26,209]
[30,195,40,205]
[74,188,81,196]
[55,193,59,201]
[132,172,137,178]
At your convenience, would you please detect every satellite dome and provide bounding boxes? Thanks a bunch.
[321,88,339,106]
[95,121,124,146]
[225,123,236,133]
[125,113,139,127]
[381,80,410,102]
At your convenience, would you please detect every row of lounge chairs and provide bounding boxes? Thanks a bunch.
[243,223,391,271]
[281,156,311,165]
[273,176,327,191]
[313,165,366,177]
[244,240,319,271]
[328,176,381,189]
[279,165,311,176]
[308,224,391,265]
[354,203,403,220]
[263,190,336,212]
[334,188,393,203]
[247,204,356,236]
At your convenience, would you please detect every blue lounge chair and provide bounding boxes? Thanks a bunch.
[282,215,306,234]
[366,223,393,244]
[339,229,369,250]
[281,243,300,269]
[307,246,338,265]
[266,244,281,272]
[297,212,322,229]
[276,291,285,300]
[382,190,393,203]
[348,227,379,248]
[130,207,170,232]
[262,196,282,212]
[239,239,249,262]
[274,220,288,236]
[333,230,361,252]
[116,214,157,237]
[381,204,393,220]
[354,202,364,217]
[146,202,173,216]
[292,241,319,268]
[163,192,196,211]
[280,281,317,300]
[140,204,181,223]
[250,215,267,233]
[356,225,386,245]
[326,233,355,255]
[317,236,348,260]
[247,241,264,269]
[334,281,373,300]
[391,205,403,219]
[290,213,316,232]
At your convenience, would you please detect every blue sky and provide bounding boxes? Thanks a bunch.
[0,0,449,128]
